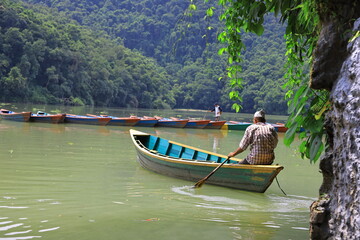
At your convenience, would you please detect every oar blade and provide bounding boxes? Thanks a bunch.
[193,179,206,188]
[192,157,230,189]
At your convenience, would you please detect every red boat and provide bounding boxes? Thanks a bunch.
[153,116,188,128]
[0,109,31,122]
[204,120,226,129]
[87,114,140,126]
[272,123,288,132]
[170,117,210,129]
[132,116,158,127]
[64,114,111,126]
[30,111,66,124]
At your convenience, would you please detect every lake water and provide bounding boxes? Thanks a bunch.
[0,104,321,240]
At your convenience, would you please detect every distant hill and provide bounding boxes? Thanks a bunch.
[2,0,289,114]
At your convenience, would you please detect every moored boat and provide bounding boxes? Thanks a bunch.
[64,114,111,126]
[272,123,288,132]
[171,117,210,129]
[154,116,188,128]
[130,129,284,193]
[0,109,31,122]
[87,114,140,126]
[30,111,66,124]
[204,120,226,129]
[222,121,252,131]
[132,116,158,127]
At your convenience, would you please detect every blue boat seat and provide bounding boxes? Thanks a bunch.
[156,138,170,155]
[168,144,183,158]
[196,152,208,161]
[147,136,159,150]
[181,148,195,160]
[208,154,220,162]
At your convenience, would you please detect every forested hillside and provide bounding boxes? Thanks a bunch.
[0,0,175,108]
[1,0,289,114]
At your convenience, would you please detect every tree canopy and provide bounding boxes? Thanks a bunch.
[2,0,290,114]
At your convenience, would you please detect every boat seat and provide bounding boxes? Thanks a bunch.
[208,155,220,162]
[196,152,208,161]
[181,148,195,160]
[147,136,159,150]
[168,144,183,158]
[156,138,170,155]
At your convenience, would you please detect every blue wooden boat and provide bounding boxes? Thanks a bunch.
[154,116,188,128]
[64,114,111,126]
[222,121,252,130]
[0,109,31,122]
[130,129,284,192]
[170,117,210,129]
[87,114,140,126]
[204,120,226,129]
[133,116,158,127]
[30,111,65,124]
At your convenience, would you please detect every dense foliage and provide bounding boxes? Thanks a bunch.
[0,0,176,108]
[207,0,335,162]
[1,0,289,114]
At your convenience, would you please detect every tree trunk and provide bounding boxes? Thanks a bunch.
[309,18,360,239]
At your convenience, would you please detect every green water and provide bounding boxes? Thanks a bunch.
[0,104,321,240]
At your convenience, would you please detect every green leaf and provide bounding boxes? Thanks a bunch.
[218,47,227,55]
[206,7,214,17]
[189,4,197,11]
[253,23,264,36]
[284,121,298,146]
[309,134,324,163]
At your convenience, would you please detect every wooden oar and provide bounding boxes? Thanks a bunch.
[193,157,230,188]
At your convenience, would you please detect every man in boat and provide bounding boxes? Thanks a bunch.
[211,103,223,121]
[228,109,278,165]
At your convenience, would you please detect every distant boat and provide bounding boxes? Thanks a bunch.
[64,114,111,126]
[153,116,188,128]
[204,120,226,129]
[170,117,210,129]
[130,129,284,193]
[87,114,140,126]
[0,109,31,122]
[223,121,252,130]
[132,116,158,127]
[271,123,288,132]
[30,111,66,124]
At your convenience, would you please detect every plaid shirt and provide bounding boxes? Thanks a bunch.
[239,122,278,164]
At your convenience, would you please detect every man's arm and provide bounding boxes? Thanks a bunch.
[228,147,244,158]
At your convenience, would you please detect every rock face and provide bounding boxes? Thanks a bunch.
[310,19,360,239]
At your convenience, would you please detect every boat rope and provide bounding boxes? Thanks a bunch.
[275,177,287,196]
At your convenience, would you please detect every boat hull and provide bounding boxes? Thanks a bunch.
[273,123,288,132]
[223,122,252,130]
[205,121,226,129]
[184,120,211,129]
[64,114,111,126]
[107,117,140,126]
[155,119,188,128]
[135,119,158,127]
[0,109,31,122]
[130,129,283,193]
[30,114,65,123]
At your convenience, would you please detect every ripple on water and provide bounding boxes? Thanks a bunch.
[171,186,315,213]
[0,196,61,239]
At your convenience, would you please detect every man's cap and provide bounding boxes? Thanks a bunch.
[254,109,265,118]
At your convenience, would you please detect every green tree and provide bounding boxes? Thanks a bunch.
[201,0,360,238]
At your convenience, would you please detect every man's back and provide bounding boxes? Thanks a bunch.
[239,123,278,164]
